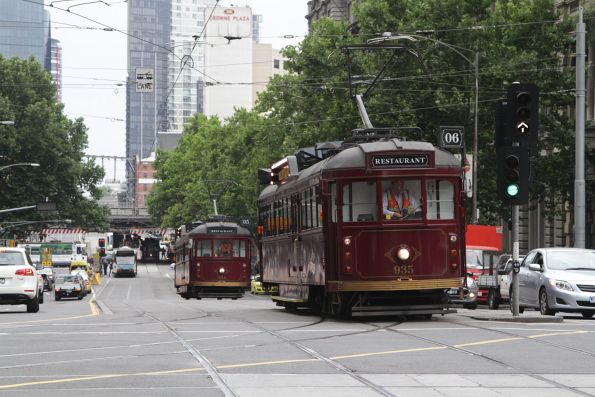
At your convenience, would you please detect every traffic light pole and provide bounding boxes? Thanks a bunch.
[511,204,520,316]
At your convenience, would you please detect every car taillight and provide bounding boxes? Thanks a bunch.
[15,268,34,276]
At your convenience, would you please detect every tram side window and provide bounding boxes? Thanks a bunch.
[195,240,212,257]
[342,181,377,222]
[330,183,337,223]
[301,190,310,230]
[426,180,454,220]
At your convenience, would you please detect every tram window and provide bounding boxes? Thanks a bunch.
[330,183,337,223]
[381,179,422,220]
[314,186,322,228]
[426,180,454,220]
[232,240,246,257]
[342,181,377,222]
[196,240,212,257]
[301,190,310,230]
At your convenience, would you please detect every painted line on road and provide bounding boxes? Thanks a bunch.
[0,368,203,390]
[0,334,245,359]
[527,330,590,338]
[330,346,446,360]
[0,314,96,326]
[216,358,319,369]
[454,337,523,347]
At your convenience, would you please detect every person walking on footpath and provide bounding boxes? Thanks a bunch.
[102,258,109,276]
[109,261,113,276]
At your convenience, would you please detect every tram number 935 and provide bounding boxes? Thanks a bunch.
[394,265,414,275]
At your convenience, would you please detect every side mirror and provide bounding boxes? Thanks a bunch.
[528,263,541,272]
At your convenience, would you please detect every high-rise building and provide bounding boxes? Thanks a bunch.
[0,0,51,70]
[126,0,171,162]
[50,38,62,102]
[168,0,217,131]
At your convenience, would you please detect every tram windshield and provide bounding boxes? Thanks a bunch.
[339,179,455,223]
[194,239,247,258]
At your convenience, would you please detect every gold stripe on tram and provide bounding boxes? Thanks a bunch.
[189,281,248,287]
[328,278,462,292]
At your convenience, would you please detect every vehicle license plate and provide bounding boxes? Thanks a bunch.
[0,278,4,284]
[590,296,595,304]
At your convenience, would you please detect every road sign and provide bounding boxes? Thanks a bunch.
[135,68,154,93]
[438,126,464,149]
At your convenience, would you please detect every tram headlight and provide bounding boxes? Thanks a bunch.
[450,235,458,243]
[343,237,351,246]
[397,248,410,261]
[218,267,226,275]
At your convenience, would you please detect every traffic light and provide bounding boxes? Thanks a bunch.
[497,146,530,205]
[506,82,538,153]
[98,238,105,248]
[99,247,106,257]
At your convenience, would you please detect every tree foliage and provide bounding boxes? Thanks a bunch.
[149,0,576,226]
[0,56,109,234]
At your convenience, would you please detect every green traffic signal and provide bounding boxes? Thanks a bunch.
[506,184,520,197]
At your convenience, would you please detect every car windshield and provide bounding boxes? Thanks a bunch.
[547,251,595,271]
[466,249,483,268]
[57,275,77,283]
[0,252,26,266]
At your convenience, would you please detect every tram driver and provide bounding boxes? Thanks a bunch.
[383,180,421,220]
[217,240,234,257]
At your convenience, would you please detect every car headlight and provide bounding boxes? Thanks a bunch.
[549,279,573,291]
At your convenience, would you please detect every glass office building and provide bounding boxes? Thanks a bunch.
[126,0,171,162]
[0,0,51,71]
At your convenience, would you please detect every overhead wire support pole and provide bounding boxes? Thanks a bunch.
[574,6,586,248]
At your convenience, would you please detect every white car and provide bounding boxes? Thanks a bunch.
[0,247,41,313]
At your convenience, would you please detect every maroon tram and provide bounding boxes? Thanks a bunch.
[174,216,254,299]
[257,128,466,317]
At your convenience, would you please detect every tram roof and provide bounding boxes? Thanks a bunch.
[187,221,252,237]
[260,139,460,198]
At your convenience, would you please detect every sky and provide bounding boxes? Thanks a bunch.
[46,0,309,166]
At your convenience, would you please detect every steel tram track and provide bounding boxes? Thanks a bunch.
[228,313,400,397]
[358,317,594,397]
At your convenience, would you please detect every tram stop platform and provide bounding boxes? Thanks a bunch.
[459,307,564,323]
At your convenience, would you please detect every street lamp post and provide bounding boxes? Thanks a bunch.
[0,163,40,172]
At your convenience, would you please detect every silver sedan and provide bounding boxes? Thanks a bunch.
[517,248,595,318]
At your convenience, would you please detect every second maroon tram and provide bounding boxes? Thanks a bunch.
[174,216,254,299]
[257,129,466,317]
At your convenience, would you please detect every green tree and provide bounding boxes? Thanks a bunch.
[0,56,109,234]
[149,0,576,226]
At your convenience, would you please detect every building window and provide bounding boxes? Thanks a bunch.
[273,59,280,69]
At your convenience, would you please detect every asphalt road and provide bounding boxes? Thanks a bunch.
[1,262,595,396]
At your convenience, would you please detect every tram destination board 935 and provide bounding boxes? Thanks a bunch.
[257,129,466,317]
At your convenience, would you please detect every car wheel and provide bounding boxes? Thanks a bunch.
[26,295,40,313]
[539,288,555,316]
[78,294,83,300]
[463,302,478,310]
[488,289,500,310]
[582,312,594,319]
[55,294,61,301]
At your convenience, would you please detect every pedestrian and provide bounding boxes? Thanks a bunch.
[109,261,113,276]
[102,258,108,276]
[160,246,166,261]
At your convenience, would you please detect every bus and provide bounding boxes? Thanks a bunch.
[112,247,137,277]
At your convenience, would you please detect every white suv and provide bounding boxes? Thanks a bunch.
[0,247,41,313]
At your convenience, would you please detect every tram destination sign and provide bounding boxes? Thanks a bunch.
[207,227,237,234]
[370,153,430,168]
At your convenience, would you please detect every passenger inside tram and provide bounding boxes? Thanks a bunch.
[382,179,422,220]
